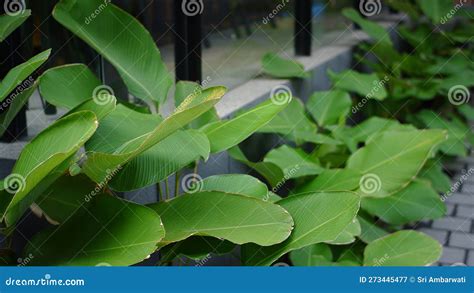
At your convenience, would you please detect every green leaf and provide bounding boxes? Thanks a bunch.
[199,174,268,199]
[262,53,309,79]
[0,10,30,42]
[416,110,468,157]
[39,64,101,109]
[458,104,474,121]
[307,90,352,126]
[83,87,226,183]
[295,169,361,193]
[326,218,361,245]
[149,191,294,246]
[363,230,441,266]
[347,130,447,198]
[362,180,446,225]
[35,174,97,224]
[386,0,419,19]
[358,215,388,243]
[416,0,454,24]
[419,160,451,194]
[242,191,360,266]
[342,8,393,46]
[227,147,284,188]
[290,243,332,266]
[53,0,172,104]
[25,194,164,266]
[109,129,209,192]
[264,145,324,179]
[68,94,117,121]
[202,99,287,153]
[160,236,235,262]
[0,49,51,136]
[329,70,387,100]
[1,111,98,226]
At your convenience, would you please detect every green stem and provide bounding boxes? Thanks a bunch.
[157,182,163,202]
[194,160,199,174]
[165,179,170,200]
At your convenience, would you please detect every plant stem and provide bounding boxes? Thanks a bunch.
[174,171,181,197]
[157,182,163,201]
[194,160,199,174]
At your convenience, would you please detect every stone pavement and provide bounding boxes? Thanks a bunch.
[417,156,474,266]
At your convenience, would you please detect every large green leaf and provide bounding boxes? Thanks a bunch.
[342,8,393,46]
[199,174,268,199]
[289,243,333,266]
[53,0,172,104]
[326,218,361,245]
[202,99,287,153]
[307,90,352,126]
[109,130,209,191]
[362,180,446,225]
[67,94,117,121]
[259,98,316,137]
[0,111,98,226]
[261,53,309,79]
[416,0,454,24]
[363,230,441,266]
[242,191,360,266]
[296,169,361,193]
[149,191,294,246]
[329,69,387,100]
[25,194,164,266]
[264,145,324,179]
[35,174,97,224]
[0,10,31,42]
[39,64,101,109]
[419,160,451,194]
[83,87,226,183]
[358,215,388,243]
[417,110,468,157]
[0,49,51,136]
[160,236,235,262]
[347,130,447,198]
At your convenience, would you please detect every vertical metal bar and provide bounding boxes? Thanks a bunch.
[174,0,202,83]
[294,0,312,56]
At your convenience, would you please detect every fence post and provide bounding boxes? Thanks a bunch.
[294,0,312,56]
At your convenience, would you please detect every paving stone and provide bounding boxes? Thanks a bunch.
[445,193,474,205]
[462,183,474,194]
[446,203,456,216]
[439,247,466,264]
[432,217,471,232]
[417,228,448,245]
[456,205,474,219]
[468,251,474,266]
[449,232,474,249]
